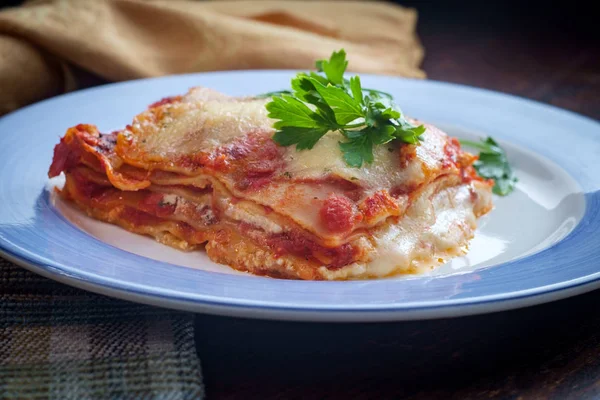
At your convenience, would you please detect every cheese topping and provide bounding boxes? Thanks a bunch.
[319,181,488,280]
[120,90,449,191]
[283,127,448,188]
[161,194,179,205]
[125,98,272,160]
[223,200,284,234]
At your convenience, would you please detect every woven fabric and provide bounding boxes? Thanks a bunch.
[0,259,204,400]
[0,0,424,115]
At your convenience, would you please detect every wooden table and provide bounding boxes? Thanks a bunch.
[196,6,600,399]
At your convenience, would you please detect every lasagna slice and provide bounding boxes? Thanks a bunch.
[48,87,493,280]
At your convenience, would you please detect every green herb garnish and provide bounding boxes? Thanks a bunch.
[255,90,293,99]
[460,137,517,196]
[264,49,425,167]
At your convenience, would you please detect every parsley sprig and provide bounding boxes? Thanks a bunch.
[264,49,425,167]
[459,137,517,196]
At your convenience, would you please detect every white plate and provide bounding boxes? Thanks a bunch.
[0,71,598,321]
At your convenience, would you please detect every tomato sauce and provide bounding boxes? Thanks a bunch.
[359,190,399,220]
[319,194,358,233]
[266,230,355,268]
[48,137,77,178]
[120,207,164,227]
[442,137,461,169]
[204,132,284,191]
[138,193,177,218]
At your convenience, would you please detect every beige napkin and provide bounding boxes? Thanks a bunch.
[0,0,424,115]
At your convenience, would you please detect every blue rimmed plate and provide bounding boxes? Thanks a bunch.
[0,72,599,322]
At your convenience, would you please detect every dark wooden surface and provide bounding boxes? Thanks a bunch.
[195,4,600,400]
[196,290,600,399]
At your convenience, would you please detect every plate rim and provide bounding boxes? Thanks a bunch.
[3,247,600,322]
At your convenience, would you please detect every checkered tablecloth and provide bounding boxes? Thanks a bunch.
[0,260,204,399]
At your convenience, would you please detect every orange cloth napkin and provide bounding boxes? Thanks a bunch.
[0,0,424,115]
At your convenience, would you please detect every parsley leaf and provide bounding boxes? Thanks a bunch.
[265,49,425,167]
[459,137,517,196]
[349,76,363,103]
[273,126,329,150]
[316,49,348,85]
[362,88,394,100]
[266,95,323,129]
[340,134,374,167]
[255,90,292,99]
[309,77,363,124]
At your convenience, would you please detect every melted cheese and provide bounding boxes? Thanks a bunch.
[121,89,449,191]
[183,87,237,103]
[318,180,489,280]
[283,127,448,189]
[222,200,283,234]
[162,194,179,205]
[125,98,272,160]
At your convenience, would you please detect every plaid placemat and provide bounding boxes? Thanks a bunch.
[0,259,204,400]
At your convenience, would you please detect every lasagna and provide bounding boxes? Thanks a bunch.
[48,87,493,280]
